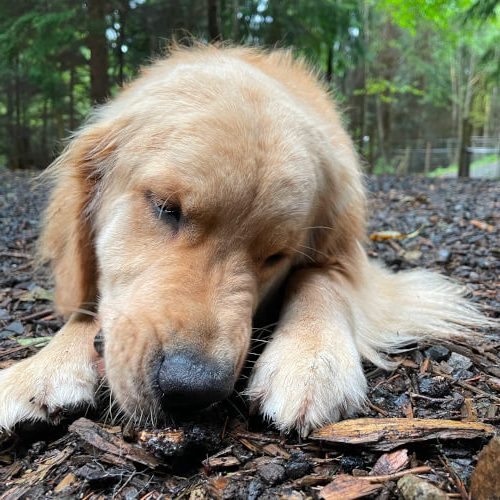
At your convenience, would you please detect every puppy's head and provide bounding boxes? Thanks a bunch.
[40,48,365,420]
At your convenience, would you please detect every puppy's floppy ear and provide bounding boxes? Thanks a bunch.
[39,121,122,316]
[310,155,366,274]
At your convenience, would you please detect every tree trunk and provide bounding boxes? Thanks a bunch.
[375,96,388,165]
[458,118,472,178]
[325,44,333,83]
[69,65,76,130]
[41,99,48,164]
[88,0,109,104]
[231,0,240,41]
[14,57,22,168]
[208,0,221,40]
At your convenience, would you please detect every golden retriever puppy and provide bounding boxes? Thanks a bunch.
[0,45,487,436]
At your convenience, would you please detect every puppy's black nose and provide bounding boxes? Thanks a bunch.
[157,351,234,412]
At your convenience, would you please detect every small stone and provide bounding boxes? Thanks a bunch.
[447,352,473,371]
[397,474,447,499]
[424,345,450,362]
[436,248,451,263]
[75,464,124,486]
[453,368,474,380]
[418,376,451,398]
[438,360,454,374]
[445,392,465,410]
[0,320,24,339]
[449,458,474,484]
[285,461,312,479]
[470,436,500,500]
[284,452,313,479]
[258,462,286,485]
[341,455,366,473]
[0,308,9,320]
[246,479,265,500]
[232,444,253,463]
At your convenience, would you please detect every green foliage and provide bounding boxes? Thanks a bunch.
[355,78,424,103]
[0,0,498,172]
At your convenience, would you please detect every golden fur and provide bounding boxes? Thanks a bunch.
[0,45,488,436]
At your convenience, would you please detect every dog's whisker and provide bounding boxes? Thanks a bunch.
[297,243,332,261]
[300,225,336,231]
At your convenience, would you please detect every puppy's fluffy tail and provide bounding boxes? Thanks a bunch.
[350,251,492,369]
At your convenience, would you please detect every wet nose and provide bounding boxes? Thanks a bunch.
[157,351,234,412]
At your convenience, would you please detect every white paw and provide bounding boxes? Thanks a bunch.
[0,349,98,433]
[246,330,367,437]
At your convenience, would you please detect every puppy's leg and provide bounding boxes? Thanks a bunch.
[247,268,367,437]
[0,316,100,433]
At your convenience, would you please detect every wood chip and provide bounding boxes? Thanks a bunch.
[320,466,431,500]
[54,472,77,493]
[319,474,383,500]
[69,418,159,469]
[10,446,73,487]
[470,436,500,500]
[310,418,496,451]
[370,449,409,476]
[262,443,291,459]
[292,474,332,488]
[202,455,240,469]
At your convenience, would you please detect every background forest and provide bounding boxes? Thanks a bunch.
[0,0,499,176]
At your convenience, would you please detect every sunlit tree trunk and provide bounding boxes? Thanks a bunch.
[116,0,128,87]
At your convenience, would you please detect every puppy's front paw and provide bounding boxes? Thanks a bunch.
[0,352,98,433]
[246,331,367,437]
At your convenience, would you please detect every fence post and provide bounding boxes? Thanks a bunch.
[424,141,431,175]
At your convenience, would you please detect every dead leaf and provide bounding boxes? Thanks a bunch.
[369,226,422,242]
[17,337,52,347]
[370,449,409,476]
[18,286,54,302]
[470,219,494,232]
[310,418,496,451]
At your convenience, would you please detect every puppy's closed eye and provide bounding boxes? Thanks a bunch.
[150,194,182,231]
[263,252,287,267]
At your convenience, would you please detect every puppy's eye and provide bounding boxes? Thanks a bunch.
[152,197,182,229]
[264,252,286,267]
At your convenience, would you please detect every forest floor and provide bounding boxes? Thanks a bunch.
[0,169,498,499]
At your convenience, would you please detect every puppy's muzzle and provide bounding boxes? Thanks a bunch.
[157,351,234,412]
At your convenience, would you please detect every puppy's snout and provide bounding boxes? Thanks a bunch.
[157,351,234,412]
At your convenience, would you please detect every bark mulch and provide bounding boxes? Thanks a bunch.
[0,169,498,499]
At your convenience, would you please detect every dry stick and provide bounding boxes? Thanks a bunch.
[367,401,388,416]
[234,432,282,443]
[433,368,500,404]
[439,456,469,500]
[360,465,432,483]
[18,308,53,321]
[0,251,31,259]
